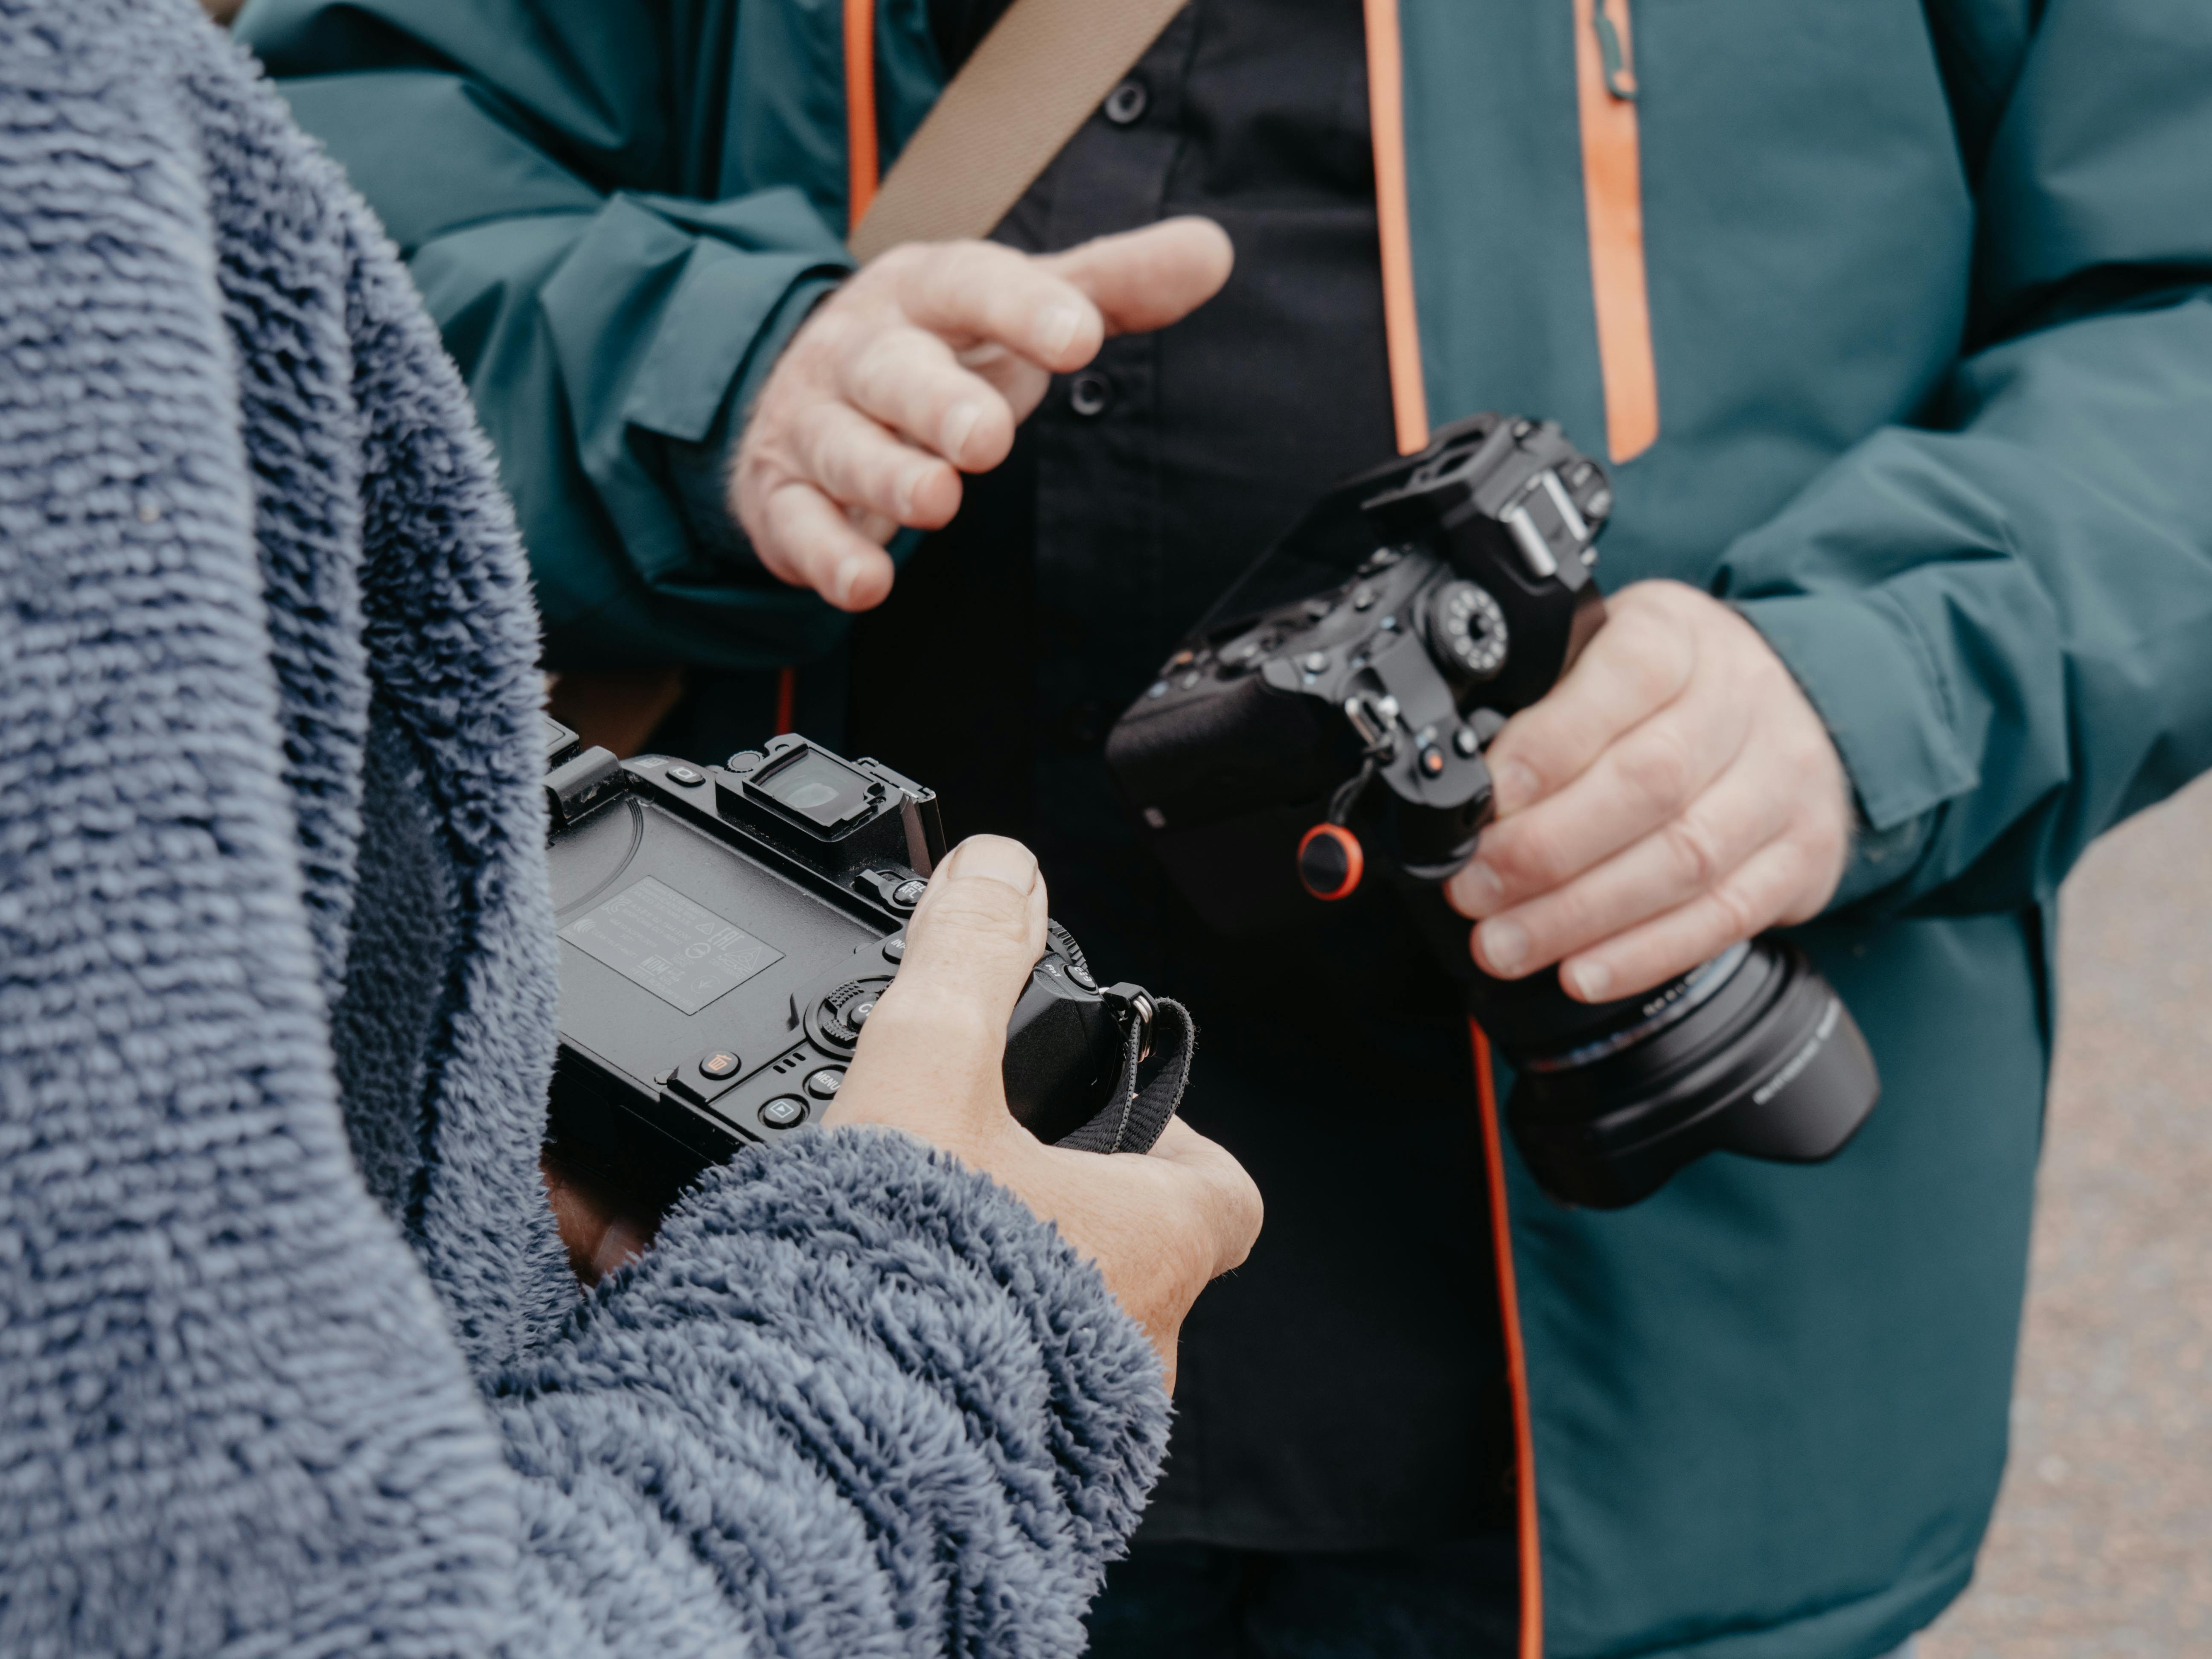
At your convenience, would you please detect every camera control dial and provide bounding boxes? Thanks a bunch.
[1428,581,1509,681]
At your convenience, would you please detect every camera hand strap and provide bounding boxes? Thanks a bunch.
[1058,997,1196,1156]
[849,0,1188,262]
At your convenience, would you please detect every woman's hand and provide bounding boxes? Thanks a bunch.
[1445,580,1854,1002]
[828,835,1263,1390]
[731,219,1233,612]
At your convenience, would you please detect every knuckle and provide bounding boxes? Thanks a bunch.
[1703,877,1762,943]
[844,332,905,410]
[1487,825,1566,891]
[1661,811,1726,891]
[1616,725,1699,813]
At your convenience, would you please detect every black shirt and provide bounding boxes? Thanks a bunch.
[853,0,1512,1551]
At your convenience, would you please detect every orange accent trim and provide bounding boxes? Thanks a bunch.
[773,664,799,736]
[1473,1020,1543,1659]
[1296,823,1366,901]
[1362,0,1429,454]
[843,0,879,232]
[1572,0,1658,462]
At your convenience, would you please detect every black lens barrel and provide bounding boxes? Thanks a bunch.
[1500,940,1880,1208]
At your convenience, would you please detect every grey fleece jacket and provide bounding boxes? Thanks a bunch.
[0,3,1168,1653]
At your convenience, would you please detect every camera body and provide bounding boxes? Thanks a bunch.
[1106,413,1610,929]
[544,721,1161,1185]
[1105,414,1879,1208]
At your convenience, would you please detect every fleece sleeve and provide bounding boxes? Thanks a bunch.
[489,1129,1170,1659]
[1721,0,2212,916]
[235,0,859,670]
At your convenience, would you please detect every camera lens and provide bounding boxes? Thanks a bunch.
[1483,938,1880,1209]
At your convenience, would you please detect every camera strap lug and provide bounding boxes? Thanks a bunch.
[545,745,625,826]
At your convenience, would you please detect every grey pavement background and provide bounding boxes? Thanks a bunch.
[1921,774,2212,1658]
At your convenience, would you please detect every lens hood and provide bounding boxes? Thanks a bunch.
[1505,940,1880,1208]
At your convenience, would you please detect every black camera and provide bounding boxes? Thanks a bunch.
[542,721,1187,1186]
[1104,413,1878,1208]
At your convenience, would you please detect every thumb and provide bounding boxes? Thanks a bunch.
[892,835,1049,1026]
[1042,217,1234,339]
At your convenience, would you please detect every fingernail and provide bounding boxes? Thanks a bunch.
[1566,959,1612,1001]
[1040,303,1086,357]
[942,400,982,460]
[1479,918,1528,975]
[1492,758,1539,814]
[833,556,867,607]
[1456,859,1505,915]
[946,835,1037,891]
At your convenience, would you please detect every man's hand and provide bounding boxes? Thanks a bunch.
[732,219,1234,611]
[1445,580,1853,1003]
[827,835,1263,1391]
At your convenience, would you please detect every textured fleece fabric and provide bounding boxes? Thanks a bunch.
[0,3,1167,1654]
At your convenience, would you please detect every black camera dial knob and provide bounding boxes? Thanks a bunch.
[1428,580,1509,681]
[816,978,891,1049]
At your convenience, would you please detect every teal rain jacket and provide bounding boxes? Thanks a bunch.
[238,2,2212,1654]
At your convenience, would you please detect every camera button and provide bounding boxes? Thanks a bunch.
[699,1050,741,1080]
[804,1068,845,1100]
[882,933,906,962]
[1453,726,1481,758]
[891,878,927,909]
[760,1096,808,1129]
[666,764,706,787]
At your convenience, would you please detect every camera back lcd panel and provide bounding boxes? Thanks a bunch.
[541,723,1173,1185]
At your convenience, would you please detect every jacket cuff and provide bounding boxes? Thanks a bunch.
[1732,590,1973,906]
[654,1126,1171,1565]
[659,273,843,571]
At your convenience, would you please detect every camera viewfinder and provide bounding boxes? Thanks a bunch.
[744,745,879,835]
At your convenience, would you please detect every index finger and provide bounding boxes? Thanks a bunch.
[1483,590,1696,815]
[1039,217,1235,338]
[890,242,1104,374]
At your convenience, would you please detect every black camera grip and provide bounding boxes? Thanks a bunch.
[1054,998,1196,1156]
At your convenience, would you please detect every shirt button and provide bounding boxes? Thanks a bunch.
[1103,79,1149,125]
[1069,372,1112,417]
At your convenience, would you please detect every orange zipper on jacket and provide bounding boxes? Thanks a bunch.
[1574,0,1658,460]
[1363,0,1430,456]
[1473,1020,1543,1659]
[844,0,881,228]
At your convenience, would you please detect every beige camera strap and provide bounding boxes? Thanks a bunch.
[849,0,1189,262]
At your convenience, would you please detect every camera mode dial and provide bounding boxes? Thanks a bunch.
[1427,580,1509,681]
[814,977,891,1051]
